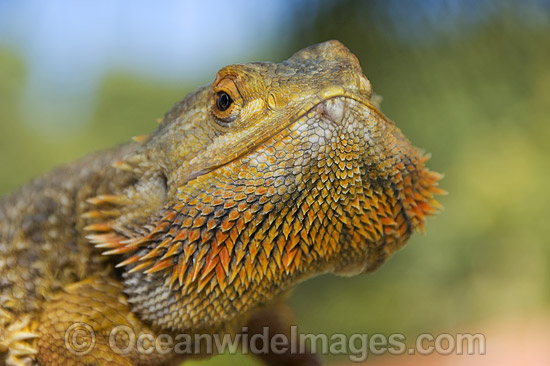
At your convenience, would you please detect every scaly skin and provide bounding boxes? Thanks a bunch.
[0,41,443,366]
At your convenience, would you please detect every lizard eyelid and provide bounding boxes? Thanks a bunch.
[211,77,241,124]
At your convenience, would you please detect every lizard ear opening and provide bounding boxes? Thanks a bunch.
[211,77,242,124]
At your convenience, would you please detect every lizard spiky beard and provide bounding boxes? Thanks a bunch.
[84,48,443,333]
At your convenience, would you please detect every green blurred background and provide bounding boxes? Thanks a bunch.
[0,0,548,364]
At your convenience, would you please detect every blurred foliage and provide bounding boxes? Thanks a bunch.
[0,53,191,192]
[0,1,549,365]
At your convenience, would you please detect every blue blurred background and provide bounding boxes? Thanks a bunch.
[1,0,549,365]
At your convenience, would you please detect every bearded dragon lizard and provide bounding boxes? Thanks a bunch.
[0,41,443,366]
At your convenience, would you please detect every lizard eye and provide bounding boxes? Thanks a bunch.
[216,91,233,112]
[211,76,241,123]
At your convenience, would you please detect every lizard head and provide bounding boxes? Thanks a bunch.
[140,40,376,189]
[85,40,444,332]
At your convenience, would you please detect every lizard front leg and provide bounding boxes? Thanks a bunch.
[35,275,182,366]
[0,309,39,366]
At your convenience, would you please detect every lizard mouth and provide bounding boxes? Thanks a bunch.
[182,95,380,186]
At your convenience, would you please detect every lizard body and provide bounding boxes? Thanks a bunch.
[0,41,443,366]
